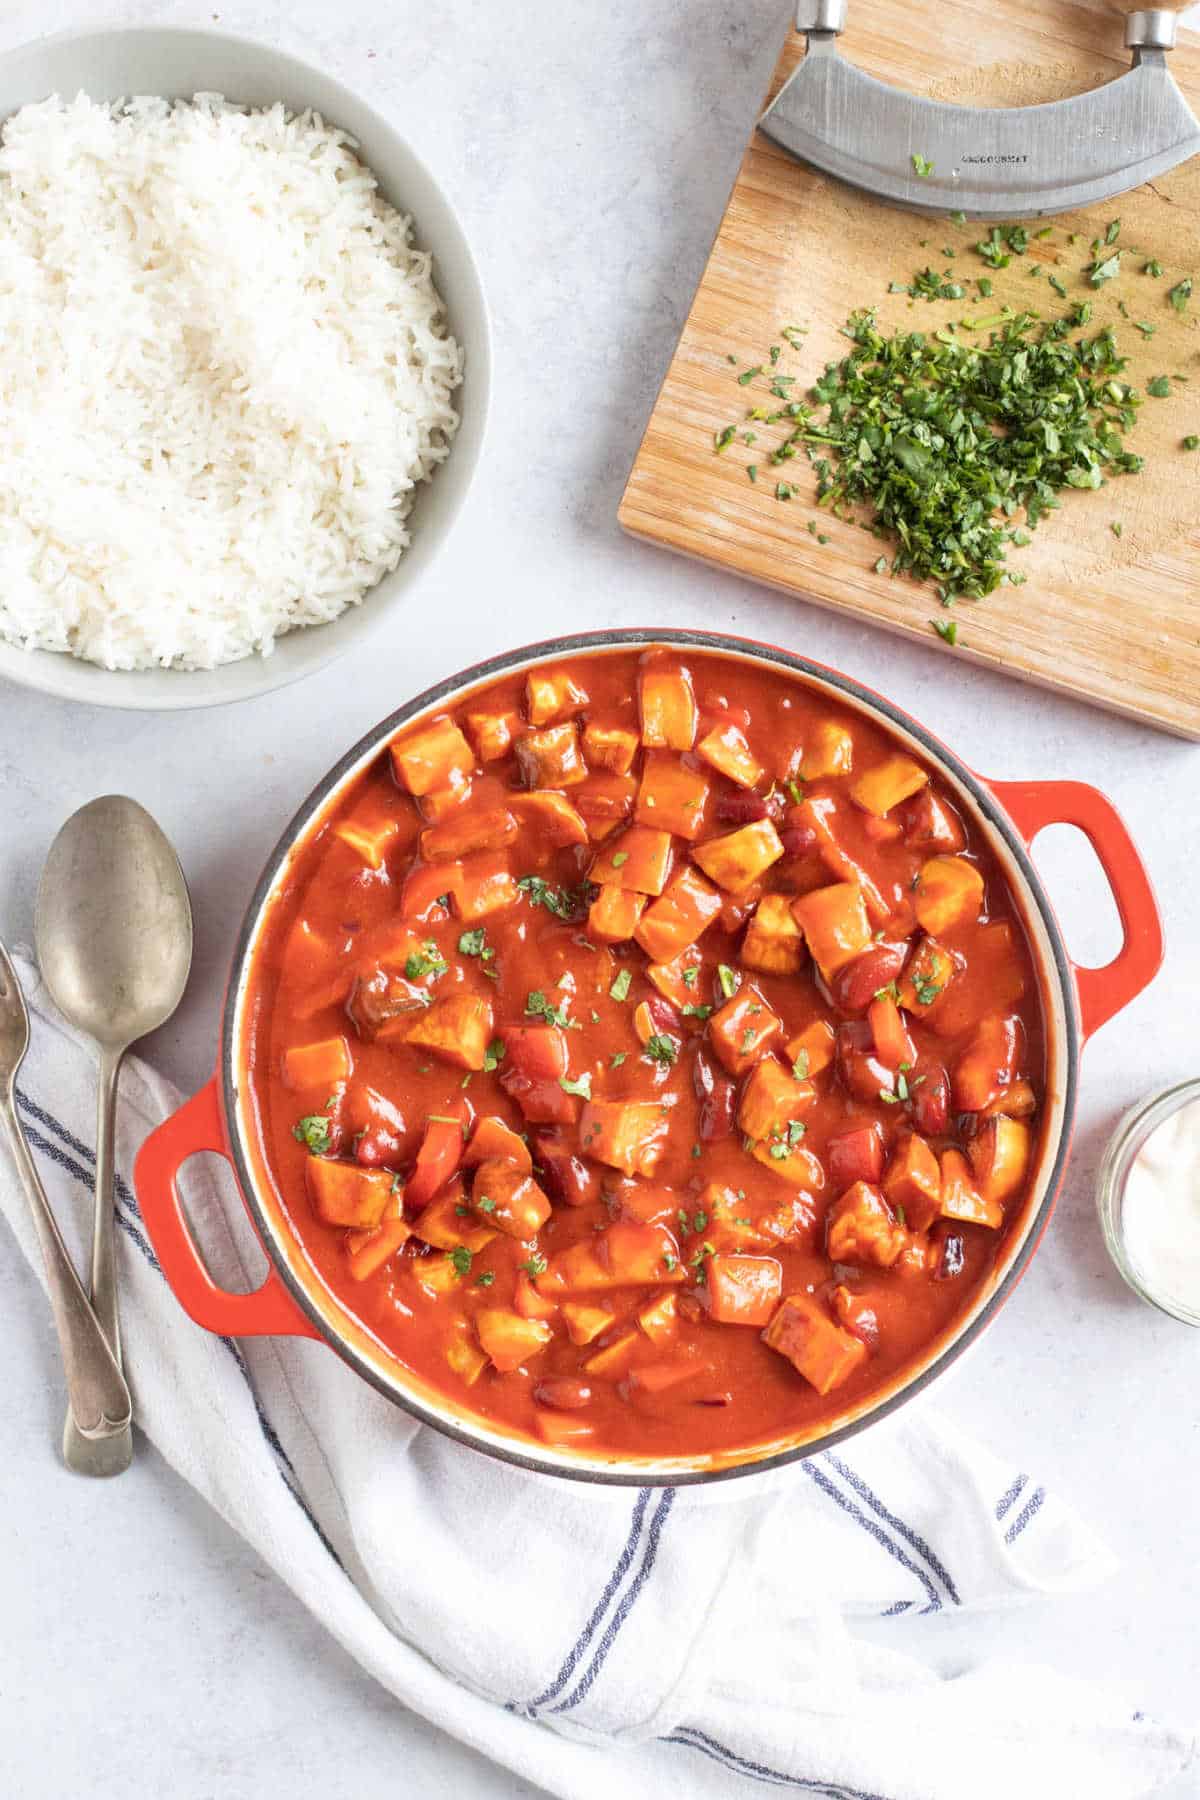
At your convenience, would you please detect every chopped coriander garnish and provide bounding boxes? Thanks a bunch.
[448,1247,473,1278]
[525,990,577,1030]
[516,874,594,922]
[682,966,699,987]
[292,1113,332,1155]
[932,618,958,646]
[483,1038,506,1072]
[520,1254,548,1281]
[475,1271,496,1287]
[717,964,738,1000]
[1088,251,1121,287]
[609,1051,627,1068]
[611,851,629,868]
[610,968,632,1003]
[1111,520,1123,538]
[643,1034,679,1067]
[1144,259,1164,277]
[559,1072,593,1099]
[776,481,795,501]
[458,927,486,956]
[1148,376,1172,398]
[1167,277,1192,312]
[792,1050,810,1080]
[476,1196,496,1213]
[682,1003,714,1019]
[911,152,934,178]
[714,425,736,453]
[1184,435,1199,451]
[1048,273,1067,299]
[747,464,758,483]
[405,940,447,981]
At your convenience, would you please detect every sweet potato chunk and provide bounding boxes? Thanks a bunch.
[692,819,784,893]
[548,1222,683,1293]
[471,1157,553,1239]
[897,935,957,1016]
[589,826,674,896]
[939,1147,1003,1228]
[510,792,589,846]
[867,993,916,1072]
[785,1018,837,1080]
[579,1099,671,1176]
[306,1160,394,1230]
[709,988,782,1076]
[741,894,806,975]
[967,1116,1031,1205]
[882,1133,942,1232]
[587,884,647,943]
[419,806,517,862]
[333,817,399,870]
[637,1291,678,1345]
[526,669,588,726]
[645,951,704,1010]
[390,717,475,797]
[411,1184,497,1252]
[562,1301,613,1345]
[953,1014,1021,1112]
[446,1334,489,1385]
[515,722,587,789]
[696,721,763,788]
[790,881,872,978]
[826,1181,907,1268]
[914,855,985,935]
[454,855,519,922]
[575,773,637,839]
[476,1309,553,1373]
[282,1036,352,1093]
[751,1137,825,1189]
[763,1293,868,1395]
[737,1056,815,1143]
[345,1213,411,1283]
[705,1254,782,1326]
[420,775,474,821]
[799,721,854,780]
[634,751,710,839]
[463,1115,532,1173]
[850,755,928,818]
[464,707,521,765]
[898,787,966,852]
[404,994,494,1070]
[639,660,697,750]
[634,866,723,964]
[582,721,639,775]
[583,1331,641,1378]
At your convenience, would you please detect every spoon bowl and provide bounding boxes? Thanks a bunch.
[35,796,193,1474]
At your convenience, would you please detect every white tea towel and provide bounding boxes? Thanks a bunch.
[1,950,1193,1800]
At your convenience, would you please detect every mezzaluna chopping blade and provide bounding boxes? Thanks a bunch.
[759,0,1200,218]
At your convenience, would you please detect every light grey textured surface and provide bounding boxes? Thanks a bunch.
[0,2,1197,1795]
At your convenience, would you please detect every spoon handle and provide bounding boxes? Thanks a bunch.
[0,1093,132,1438]
[62,1044,134,1476]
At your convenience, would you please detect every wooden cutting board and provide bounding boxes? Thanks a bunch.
[618,1,1200,738]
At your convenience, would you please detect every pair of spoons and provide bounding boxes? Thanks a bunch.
[0,798,192,1476]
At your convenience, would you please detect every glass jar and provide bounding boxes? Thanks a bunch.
[1097,1078,1200,1328]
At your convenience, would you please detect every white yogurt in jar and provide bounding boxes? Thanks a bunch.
[1120,1096,1200,1315]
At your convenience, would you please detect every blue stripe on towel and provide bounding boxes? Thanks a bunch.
[667,1725,896,1798]
[549,1486,677,1714]
[824,1451,961,1606]
[514,1486,652,1716]
[802,1460,941,1614]
[1004,1485,1045,1545]
[17,1091,343,1569]
[995,1473,1027,1521]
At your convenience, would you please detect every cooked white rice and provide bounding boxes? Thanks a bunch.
[0,93,462,670]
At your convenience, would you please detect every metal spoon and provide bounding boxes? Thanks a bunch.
[35,797,193,1477]
[0,938,132,1441]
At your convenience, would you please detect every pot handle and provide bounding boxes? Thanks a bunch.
[133,1077,321,1340]
[987,779,1162,1043]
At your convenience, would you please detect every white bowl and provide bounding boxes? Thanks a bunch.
[0,25,491,711]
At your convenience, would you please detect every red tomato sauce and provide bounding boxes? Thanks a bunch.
[241,647,1045,1461]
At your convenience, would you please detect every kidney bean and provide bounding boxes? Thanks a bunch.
[834,1021,895,1104]
[646,995,683,1034]
[827,1123,885,1192]
[714,790,768,826]
[830,941,909,1014]
[897,788,966,852]
[535,1134,603,1207]
[693,1049,736,1140]
[780,825,818,858]
[934,1231,966,1280]
[910,1056,950,1136]
[533,1378,592,1411]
